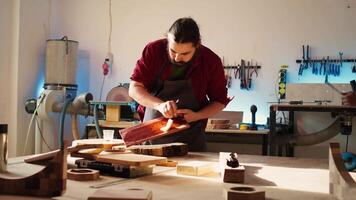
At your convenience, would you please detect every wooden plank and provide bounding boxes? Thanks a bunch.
[119,117,190,147]
[96,153,167,167]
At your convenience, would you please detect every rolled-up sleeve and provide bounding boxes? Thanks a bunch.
[130,43,157,90]
[206,58,230,106]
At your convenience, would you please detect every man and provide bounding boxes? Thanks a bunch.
[129,17,230,151]
[342,92,356,106]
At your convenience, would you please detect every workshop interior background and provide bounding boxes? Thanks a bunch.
[1,0,355,157]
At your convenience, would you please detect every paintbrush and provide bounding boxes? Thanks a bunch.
[160,99,180,132]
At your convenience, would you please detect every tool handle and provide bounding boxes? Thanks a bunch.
[350,80,356,92]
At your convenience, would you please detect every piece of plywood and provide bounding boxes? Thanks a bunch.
[210,111,243,124]
[119,117,190,147]
[96,153,167,167]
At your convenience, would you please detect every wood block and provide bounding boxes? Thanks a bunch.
[88,188,152,200]
[0,145,67,197]
[223,186,265,200]
[96,153,167,167]
[106,105,121,122]
[176,161,214,176]
[156,160,178,167]
[223,165,245,183]
[119,117,190,147]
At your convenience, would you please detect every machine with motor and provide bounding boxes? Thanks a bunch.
[25,36,96,153]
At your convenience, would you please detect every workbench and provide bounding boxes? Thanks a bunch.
[0,152,346,200]
[205,128,269,156]
[269,104,356,157]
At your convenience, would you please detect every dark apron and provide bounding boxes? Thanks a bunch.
[143,64,207,152]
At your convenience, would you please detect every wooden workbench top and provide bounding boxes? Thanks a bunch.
[1,153,349,200]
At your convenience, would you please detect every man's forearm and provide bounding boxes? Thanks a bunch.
[128,81,163,109]
[196,102,225,120]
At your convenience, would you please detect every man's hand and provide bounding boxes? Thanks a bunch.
[154,100,178,118]
[176,109,202,123]
[342,92,356,106]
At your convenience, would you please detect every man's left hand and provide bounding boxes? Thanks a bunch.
[176,109,201,123]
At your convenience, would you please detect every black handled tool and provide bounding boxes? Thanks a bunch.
[350,80,356,92]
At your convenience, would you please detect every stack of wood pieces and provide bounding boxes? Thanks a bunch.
[206,118,230,129]
[127,143,188,157]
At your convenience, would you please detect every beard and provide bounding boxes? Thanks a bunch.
[170,59,187,66]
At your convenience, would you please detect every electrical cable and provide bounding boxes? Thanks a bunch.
[99,75,106,101]
[35,117,52,151]
[23,94,46,155]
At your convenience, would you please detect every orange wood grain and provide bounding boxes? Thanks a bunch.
[119,117,190,147]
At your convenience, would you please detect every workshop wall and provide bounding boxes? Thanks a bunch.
[2,0,355,157]
[51,0,356,122]
[49,0,356,157]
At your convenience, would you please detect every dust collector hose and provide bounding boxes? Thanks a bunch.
[71,114,80,140]
[59,98,73,149]
[276,118,340,146]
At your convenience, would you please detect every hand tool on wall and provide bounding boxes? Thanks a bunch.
[306,45,310,68]
[240,59,246,89]
[246,61,251,90]
[351,80,356,92]
[339,52,343,67]
[248,62,259,89]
